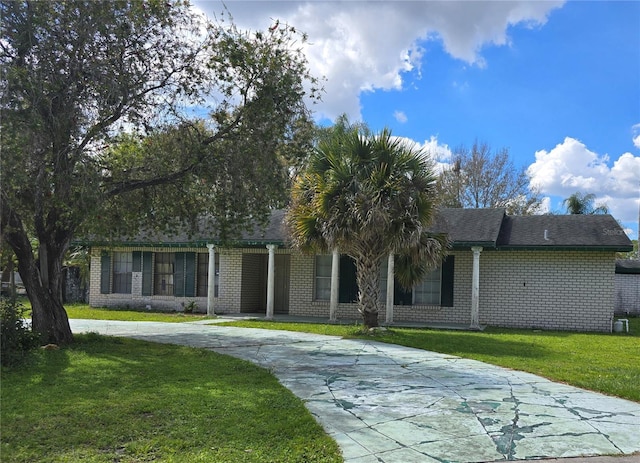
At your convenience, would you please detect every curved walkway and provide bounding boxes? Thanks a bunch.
[70,319,640,463]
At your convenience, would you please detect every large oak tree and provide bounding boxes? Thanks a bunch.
[0,0,319,344]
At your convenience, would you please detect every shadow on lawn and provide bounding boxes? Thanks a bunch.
[2,333,341,463]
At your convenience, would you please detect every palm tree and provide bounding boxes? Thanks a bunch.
[286,120,447,328]
[563,192,609,215]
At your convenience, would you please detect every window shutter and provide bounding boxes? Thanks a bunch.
[339,255,358,303]
[174,252,185,297]
[100,251,111,294]
[394,281,413,305]
[184,252,196,297]
[132,251,141,272]
[440,256,455,307]
[142,252,152,296]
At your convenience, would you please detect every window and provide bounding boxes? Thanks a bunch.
[413,267,442,305]
[377,255,455,307]
[112,252,133,294]
[197,253,219,297]
[314,255,332,301]
[154,253,174,296]
[313,254,454,307]
[379,257,427,305]
[314,254,358,303]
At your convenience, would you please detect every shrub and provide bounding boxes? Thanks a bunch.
[1,296,39,367]
[182,300,198,314]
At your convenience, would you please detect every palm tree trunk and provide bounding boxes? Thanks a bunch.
[354,254,382,328]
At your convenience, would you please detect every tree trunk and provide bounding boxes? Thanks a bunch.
[25,269,73,344]
[16,243,73,344]
[354,254,382,329]
[2,211,74,345]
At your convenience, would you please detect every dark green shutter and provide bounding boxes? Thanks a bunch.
[174,253,185,297]
[440,256,455,307]
[142,252,152,296]
[394,281,413,305]
[132,251,142,272]
[184,252,196,297]
[339,255,358,303]
[100,251,111,294]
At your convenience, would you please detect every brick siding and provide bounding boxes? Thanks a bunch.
[89,246,616,331]
[615,273,640,315]
[287,249,615,332]
[89,247,210,312]
[476,250,615,332]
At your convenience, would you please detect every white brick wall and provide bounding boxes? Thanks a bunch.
[476,250,615,332]
[285,249,616,332]
[615,274,640,315]
[215,248,242,313]
[89,246,617,331]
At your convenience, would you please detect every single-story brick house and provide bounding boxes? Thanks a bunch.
[87,208,632,332]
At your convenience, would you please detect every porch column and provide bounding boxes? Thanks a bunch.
[266,244,276,320]
[470,246,482,330]
[207,244,216,316]
[329,248,339,321]
[385,253,395,324]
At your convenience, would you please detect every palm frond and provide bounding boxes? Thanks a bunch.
[394,232,450,290]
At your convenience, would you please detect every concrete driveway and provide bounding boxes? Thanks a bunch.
[69,319,640,463]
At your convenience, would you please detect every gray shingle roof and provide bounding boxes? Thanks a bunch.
[497,214,632,250]
[240,209,287,243]
[86,208,633,252]
[616,259,640,274]
[432,208,505,246]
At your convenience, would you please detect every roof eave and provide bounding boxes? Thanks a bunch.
[450,241,497,249]
[81,239,286,249]
[496,245,632,252]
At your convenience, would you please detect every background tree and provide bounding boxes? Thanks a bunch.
[1,0,319,344]
[562,192,609,215]
[286,120,448,328]
[0,239,19,297]
[617,240,638,260]
[437,141,541,214]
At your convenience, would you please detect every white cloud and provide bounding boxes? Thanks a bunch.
[393,110,408,124]
[194,1,563,120]
[412,135,453,173]
[387,134,452,173]
[527,137,640,222]
[538,196,552,214]
[528,137,609,194]
[419,135,453,162]
[633,123,640,149]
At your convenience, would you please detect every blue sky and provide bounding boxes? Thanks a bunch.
[195,1,640,241]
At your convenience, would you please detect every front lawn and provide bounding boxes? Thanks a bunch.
[65,304,211,322]
[219,318,640,403]
[19,299,212,323]
[1,334,342,463]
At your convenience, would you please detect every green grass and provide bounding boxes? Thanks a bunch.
[1,334,342,463]
[18,299,212,323]
[65,304,211,323]
[219,317,640,403]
